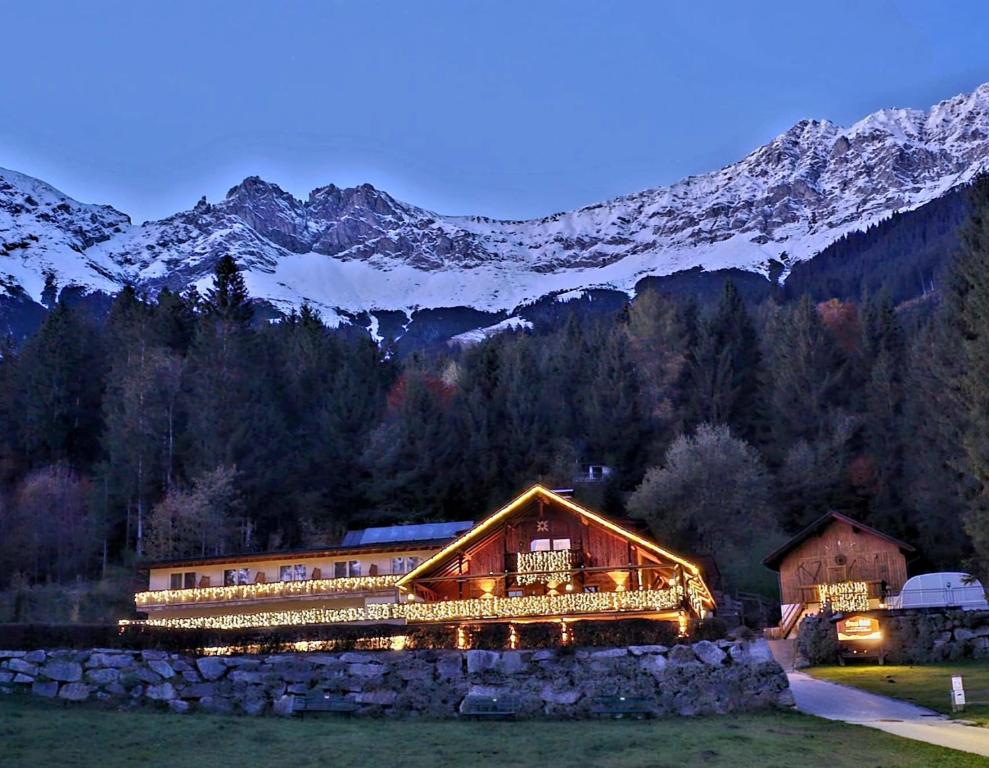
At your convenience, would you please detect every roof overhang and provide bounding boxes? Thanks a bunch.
[763,510,915,571]
[396,485,714,606]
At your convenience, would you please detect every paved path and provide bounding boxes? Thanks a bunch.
[789,671,989,758]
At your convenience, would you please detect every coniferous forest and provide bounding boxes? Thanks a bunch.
[3,177,989,601]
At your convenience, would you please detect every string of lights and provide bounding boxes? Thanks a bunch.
[122,586,685,630]
[817,580,869,612]
[515,550,574,585]
[134,575,402,608]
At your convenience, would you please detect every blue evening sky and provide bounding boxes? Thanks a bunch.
[1,1,988,223]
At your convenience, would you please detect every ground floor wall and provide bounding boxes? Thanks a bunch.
[0,640,792,718]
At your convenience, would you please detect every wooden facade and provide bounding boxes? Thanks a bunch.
[763,512,914,609]
[397,486,715,622]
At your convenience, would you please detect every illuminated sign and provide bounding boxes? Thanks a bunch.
[837,615,882,642]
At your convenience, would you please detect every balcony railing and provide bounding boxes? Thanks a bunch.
[135,574,402,609]
[798,579,896,609]
[126,585,688,630]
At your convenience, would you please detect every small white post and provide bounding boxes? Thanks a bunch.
[951,675,966,712]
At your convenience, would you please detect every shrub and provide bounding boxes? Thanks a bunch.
[0,615,720,652]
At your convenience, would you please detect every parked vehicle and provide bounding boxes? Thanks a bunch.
[894,572,988,610]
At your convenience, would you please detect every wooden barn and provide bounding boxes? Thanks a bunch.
[396,485,715,625]
[763,511,914,638]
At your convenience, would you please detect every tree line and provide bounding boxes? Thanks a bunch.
[3,177,989,596]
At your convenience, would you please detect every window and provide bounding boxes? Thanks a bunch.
[171,572,197,589]
[584,585,598,593]
[508,589,524,598]
[334,561,362,578]
[391,557,420,574]
[552,538,571,551]
[279,564,308,582]
[530,538,551,552]
[224,568,250,586]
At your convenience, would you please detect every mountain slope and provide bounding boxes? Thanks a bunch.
[2,83,989,338]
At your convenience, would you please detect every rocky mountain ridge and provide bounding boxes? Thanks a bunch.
[2,83,989,338]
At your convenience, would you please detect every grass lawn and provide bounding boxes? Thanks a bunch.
[0,696,984,768]
[808,662,989,726]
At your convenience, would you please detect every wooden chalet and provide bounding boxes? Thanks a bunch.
[763,511,914,638]
[130,485,714,631]
[396,486,715,625]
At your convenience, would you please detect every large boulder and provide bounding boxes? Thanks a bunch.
[436,654,464,679]
[640,654,668,678]
[347,663,386,678]
[466,650,499,674]
[147,683,176,701]
[497,652,525,675]
[196,657,228,682]
[148,660,176,679]
[87,653,134,669]
[31,681,58,698]
[729,640,774,664]
[667,645,699,666]
[40,661,82,683]
[86,668,121,686]
[629,645,668,656]
[6,658,37,676]
[58,683,91,701]
[693,641,727,667]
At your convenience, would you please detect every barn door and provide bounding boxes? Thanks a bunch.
[796,559,823,585]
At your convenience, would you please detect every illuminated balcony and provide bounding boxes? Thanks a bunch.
[135,574,402,610]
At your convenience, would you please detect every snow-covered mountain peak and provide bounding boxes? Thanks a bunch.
[2,82,989,323]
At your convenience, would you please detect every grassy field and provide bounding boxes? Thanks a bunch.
[808,662,989,727]
[0,696,984,768]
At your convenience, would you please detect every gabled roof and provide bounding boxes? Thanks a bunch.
[396,485,710,599]
[762,510,915,571]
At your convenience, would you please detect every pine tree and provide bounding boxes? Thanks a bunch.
[203,255,253,327]
[858,293,906,533]
[901,316,970,566]
[13,302,105,469]
[945,175,989,580]
[686,281,763,441]
[765,295,848,449]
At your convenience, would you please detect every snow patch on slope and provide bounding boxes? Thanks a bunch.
[448,316,533,346]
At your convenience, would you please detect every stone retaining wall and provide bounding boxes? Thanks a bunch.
[0,639,792,718]
[797,610,989,666]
